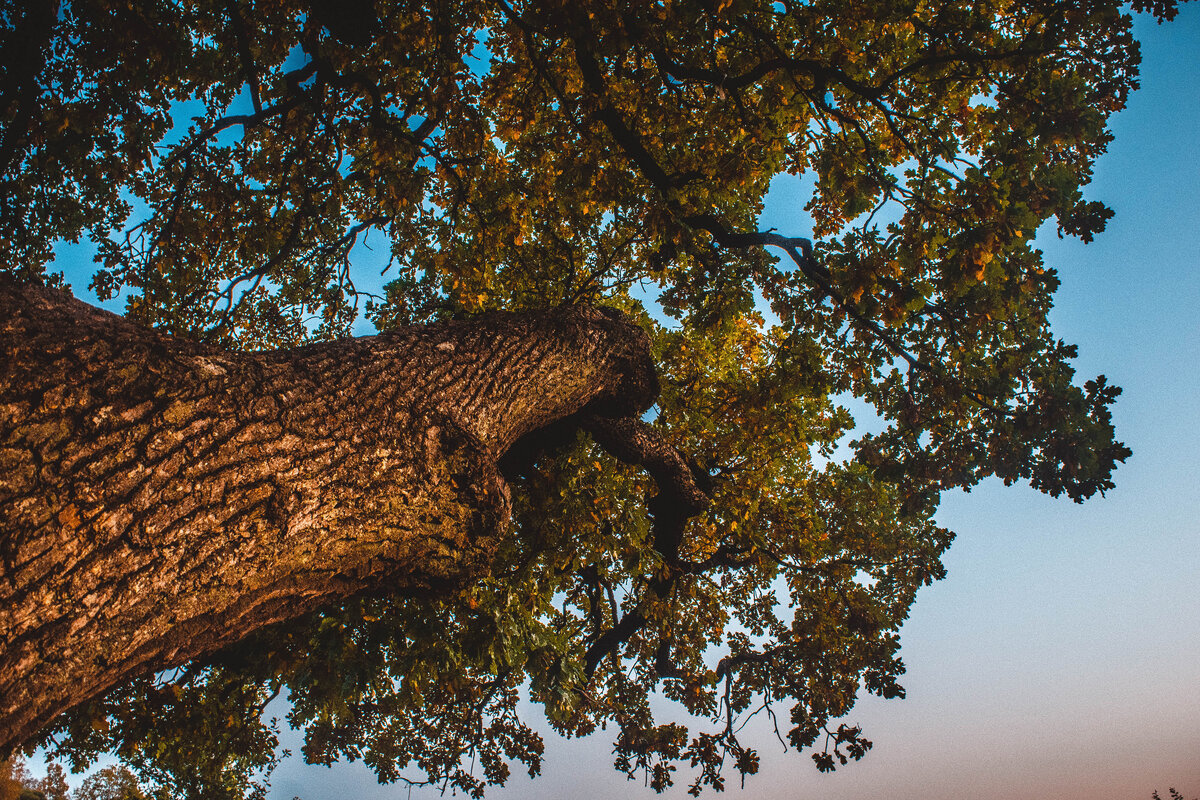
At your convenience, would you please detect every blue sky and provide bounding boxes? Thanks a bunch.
[38,6,1199,799]
[266,7,1200,799]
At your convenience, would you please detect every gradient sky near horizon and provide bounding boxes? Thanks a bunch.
[40,6,1200,800]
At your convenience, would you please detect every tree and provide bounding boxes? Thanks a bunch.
[28,765,67,800]
[73,767,147,800]
[0,0,1175,794]
[2,760,150,800]
[0,760,33,800]
[0,759,70,800]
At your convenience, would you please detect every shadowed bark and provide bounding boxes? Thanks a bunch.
[0,278,659,755]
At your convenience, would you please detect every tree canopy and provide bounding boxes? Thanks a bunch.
[1,0,1178,795]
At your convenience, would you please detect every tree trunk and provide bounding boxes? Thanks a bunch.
[0,278,656,756]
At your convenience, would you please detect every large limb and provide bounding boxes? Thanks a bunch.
[0,279,655,755]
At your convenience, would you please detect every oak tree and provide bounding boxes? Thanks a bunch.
[2,0,1174,795]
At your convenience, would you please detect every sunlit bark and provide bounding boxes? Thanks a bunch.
[0,278,655,754]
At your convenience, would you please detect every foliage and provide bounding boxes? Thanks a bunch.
[0,760,31,800]
[71,768,147,800]
[0,760,70,800]
[44,673,281,800]
[1,760,148,800]
[2,0,1175,794]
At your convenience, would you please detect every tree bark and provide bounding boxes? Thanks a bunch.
[0,278,657,756]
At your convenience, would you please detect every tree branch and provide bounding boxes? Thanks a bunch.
[578,415,713,676]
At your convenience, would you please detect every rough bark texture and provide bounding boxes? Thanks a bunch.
[0,278,657,756]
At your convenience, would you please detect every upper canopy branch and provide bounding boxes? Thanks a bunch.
[523,7,930,372]
[684,217,927,371]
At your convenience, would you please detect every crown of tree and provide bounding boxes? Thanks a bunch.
[1,0,1175,796]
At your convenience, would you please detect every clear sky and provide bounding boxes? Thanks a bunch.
[264,7,1200,800]
[39,6,1200,799]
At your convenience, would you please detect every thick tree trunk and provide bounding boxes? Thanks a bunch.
[0,278,656,756]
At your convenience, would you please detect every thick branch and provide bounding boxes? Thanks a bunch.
[0,279,656,755]
[582,416,710,514]
[579,416,713,676]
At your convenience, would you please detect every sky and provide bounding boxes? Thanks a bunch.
[36,6,1200,800]
[266,8,1200,800]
